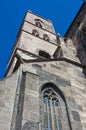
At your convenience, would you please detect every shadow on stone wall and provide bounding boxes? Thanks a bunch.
[22,120,39,130]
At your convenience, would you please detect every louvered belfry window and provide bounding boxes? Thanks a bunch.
[41,89,62,130]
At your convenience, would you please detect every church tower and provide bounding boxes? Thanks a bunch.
[0,10,86,130]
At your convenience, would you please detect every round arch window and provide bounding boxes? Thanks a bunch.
[32,29,39,37]
[43,34,50,41]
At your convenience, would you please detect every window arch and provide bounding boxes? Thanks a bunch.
[39,50,51,59]
[40,85,62,130]
[35,19,43,28]
[43,89,61,130]
[35,21,42,28]
[39,82,72,130]
[43,34,50,42]
[32,29,39,37]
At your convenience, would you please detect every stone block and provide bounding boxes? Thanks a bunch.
[72,111,81,122]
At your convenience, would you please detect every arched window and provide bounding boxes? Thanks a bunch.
[35,19,44,28]
[43,34,50,42]
[32,29,39,37]
[35,21,42,28]
[40,88,62,130]
[39,50,51,59]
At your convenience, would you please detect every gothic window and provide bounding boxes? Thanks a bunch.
[40,88,62,130]
[43,34,50,42]
[39,50,51,59]
[32,29,39,37]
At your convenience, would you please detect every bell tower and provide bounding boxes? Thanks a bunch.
[0,10,86,130]
[5,11,58,76]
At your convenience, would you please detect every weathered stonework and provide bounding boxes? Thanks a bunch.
[0,7,86,130]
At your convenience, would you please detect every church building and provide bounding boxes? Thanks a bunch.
[0,1,86,130]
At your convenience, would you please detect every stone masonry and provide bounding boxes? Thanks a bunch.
[0,9,86,130]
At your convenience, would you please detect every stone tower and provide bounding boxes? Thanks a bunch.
[0,10,86,130]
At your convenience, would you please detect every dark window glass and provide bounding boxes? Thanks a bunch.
[39,50,51,59]
[35,21,42,28]
[43,34,50,41]
[32,30,39,37]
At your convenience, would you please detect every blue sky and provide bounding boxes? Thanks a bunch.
[0,0,83,79]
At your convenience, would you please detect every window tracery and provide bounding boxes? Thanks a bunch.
[41,89,62,130]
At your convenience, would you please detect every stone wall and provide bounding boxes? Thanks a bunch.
[22,72,39,130]
[0,58,86,130]
[0,70,19,130]
[67,63,86,130]
[20,57,85,130]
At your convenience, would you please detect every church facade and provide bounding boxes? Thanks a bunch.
[0,2,86,130]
